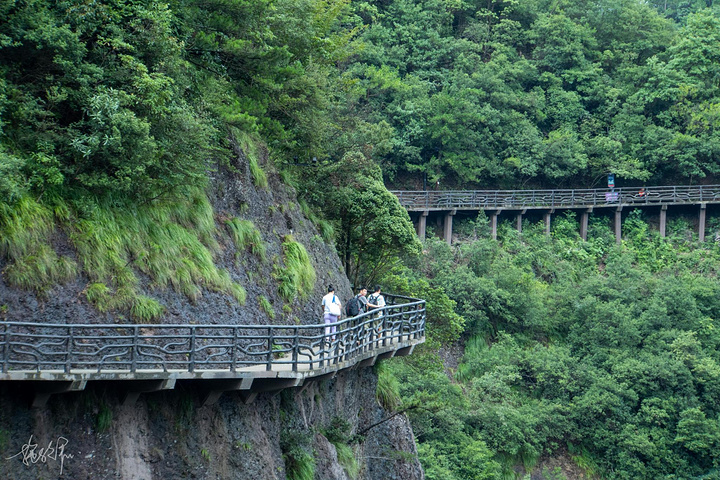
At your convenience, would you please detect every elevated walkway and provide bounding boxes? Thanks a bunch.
[392,185,720,243]
[0,294,425,406]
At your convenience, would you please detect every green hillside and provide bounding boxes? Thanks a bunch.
[4,1,720,479]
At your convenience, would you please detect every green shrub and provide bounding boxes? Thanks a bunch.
[226,218,266,261]
[259,295,275,319]
[375,361,401,411]
[281,431,316,480]
[96,402,113,433]
[131,296,165,323]
[274,235,316,302]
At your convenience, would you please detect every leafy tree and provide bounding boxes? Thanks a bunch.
[300,151,421,286]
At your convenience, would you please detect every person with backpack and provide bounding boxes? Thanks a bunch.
[367,285,386,336]
[357,287,370,314]
[367,285,385,312]
[321,285,341,342]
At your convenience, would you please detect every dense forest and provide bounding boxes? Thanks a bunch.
[3,0,720,479]
[389,213,720,479]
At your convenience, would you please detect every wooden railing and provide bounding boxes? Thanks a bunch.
[391,185,720,211]
[0,294,425,375]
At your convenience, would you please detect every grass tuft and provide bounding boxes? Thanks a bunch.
[226,218,266,262]
[299,199,334,243]
[274,235,316,302]
[85,282,112,311]
[281,431,316,480]
[375,361,401,411]
[0,197,78,293]
[259,295,275,319]
[66,189,248,319]
[0,188,246,321]
[131,296,165,323]
[96,402,113,433]
[334,443,360,479]
[249,155,268,188]
[234,129,268,188]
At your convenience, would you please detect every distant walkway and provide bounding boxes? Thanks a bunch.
[0,294,425,406]
[391,185,720,243]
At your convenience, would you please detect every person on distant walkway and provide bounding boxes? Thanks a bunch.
[322,285,341,342]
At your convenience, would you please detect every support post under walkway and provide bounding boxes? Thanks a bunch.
[580,208,592,241]
[660,205,667,238]
[444,209,456,245]
[490,211,500,240]
[544,210,553,236]
[416,210,428,241]
[516,209,526,233]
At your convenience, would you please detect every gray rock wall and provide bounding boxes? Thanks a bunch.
[0,138,424,479]
[0,368,423,479]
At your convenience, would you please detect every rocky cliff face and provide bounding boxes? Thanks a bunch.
[0,139,424,480]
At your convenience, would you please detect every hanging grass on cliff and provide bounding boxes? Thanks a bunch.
[274,235,316,302]
[0,190,247,322]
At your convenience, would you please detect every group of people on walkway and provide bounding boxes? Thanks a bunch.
[321,285,385,340]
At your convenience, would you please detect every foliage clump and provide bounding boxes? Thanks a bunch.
[0,190,246,322]
[0,197,77,294]
[299,152,421,286]
[375,360,401,411]
[387,214,720,479]
[259,295,275,319]
[226,218,267,262]
[67,190,246,320]
[323,417,360,479]
[274,235,316,302]
[280,431,316,480]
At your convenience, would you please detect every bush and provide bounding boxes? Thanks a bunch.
[281,431,316,480]
[274,235,316,302]
[226,218,267,262]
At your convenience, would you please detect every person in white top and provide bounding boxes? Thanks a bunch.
[321,285,341,342]
[367,285,386,336]
[367,285,385,312]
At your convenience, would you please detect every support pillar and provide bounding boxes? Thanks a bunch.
[121,378,176,406]
[490,211,500,240]
[544,209,553,236]
[699,203,707,242]
[659,205,667,238]
[443,209,456,245]
[416,211,428,241]
[516,209,526,233]
[615,207,623,244]
[32,380,87,408]
[200,377,253,406]
[580,208,592,241]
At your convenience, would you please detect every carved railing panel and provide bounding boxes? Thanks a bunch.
[0,296,426,375]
